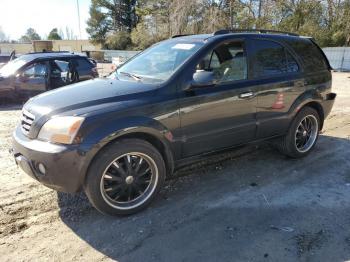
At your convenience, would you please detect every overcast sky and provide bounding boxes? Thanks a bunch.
[0,0,91,40]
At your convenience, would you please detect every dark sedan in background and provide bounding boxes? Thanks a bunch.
[0,51,98,103]
[0,53,16,69]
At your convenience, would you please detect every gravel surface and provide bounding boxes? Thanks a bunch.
[0,73,349,262]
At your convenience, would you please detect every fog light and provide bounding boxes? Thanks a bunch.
[38,163,46,175]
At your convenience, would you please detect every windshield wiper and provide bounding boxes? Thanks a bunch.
[119,71,142,81]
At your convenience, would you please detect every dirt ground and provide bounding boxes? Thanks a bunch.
[0,73,349,262]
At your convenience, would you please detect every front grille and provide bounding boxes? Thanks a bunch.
[21,109,35,135]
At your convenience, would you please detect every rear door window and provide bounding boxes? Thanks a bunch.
[251,39,299,78]
[285,39,328,72]
[52,60,69,73]
[286,51,299,73]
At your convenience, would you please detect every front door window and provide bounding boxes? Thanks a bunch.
[196,41,248,84]
[22,62,48,79]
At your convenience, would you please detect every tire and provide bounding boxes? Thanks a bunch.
[274,107,320,158]
[84,139,166,216]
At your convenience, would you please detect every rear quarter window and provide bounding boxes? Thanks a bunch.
[75,58,93,69]
[61,57,92,70]
[285,38,328,72]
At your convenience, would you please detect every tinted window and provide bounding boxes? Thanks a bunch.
[56,57,92,70]
[286,39,327,72]
[286,51,299,73]
[52,60,69,73]
[75,58,93,69]
[197,41,247,83]
[252,39,299,78]
[22,62,47,78]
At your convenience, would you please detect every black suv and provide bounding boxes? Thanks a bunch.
[12,30,336,215]
[0,52,98,102]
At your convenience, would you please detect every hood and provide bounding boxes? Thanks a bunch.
[24,78,158,117]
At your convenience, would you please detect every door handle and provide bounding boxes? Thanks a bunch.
[239,92,254,99]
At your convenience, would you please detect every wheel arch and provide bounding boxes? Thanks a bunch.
[109,131,175,176]
[289,90,325,131]
[301,101,324,130]
[291,100,325,131]
[82,126,175,189]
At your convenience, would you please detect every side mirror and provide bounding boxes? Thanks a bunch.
[18,74,29,82]
[192,70,216,88]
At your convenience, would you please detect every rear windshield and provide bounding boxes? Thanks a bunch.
[285,38,329,72]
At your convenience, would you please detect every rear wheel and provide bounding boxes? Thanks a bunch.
[274,107,320,158]
[84,139,166,215]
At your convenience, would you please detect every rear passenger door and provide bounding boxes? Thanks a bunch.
[247,38,304,138]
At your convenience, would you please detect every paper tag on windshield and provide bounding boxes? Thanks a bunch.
[171,43,195,50]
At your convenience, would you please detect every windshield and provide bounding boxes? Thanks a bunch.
[0,56,31,77]
[111,41,203,83]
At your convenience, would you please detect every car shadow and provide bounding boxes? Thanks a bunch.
[57,135,350,262]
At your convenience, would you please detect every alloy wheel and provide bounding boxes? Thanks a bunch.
[100,152,158,210]
[295,115,318,153]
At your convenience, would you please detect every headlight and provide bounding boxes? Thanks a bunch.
[37,116,84,144]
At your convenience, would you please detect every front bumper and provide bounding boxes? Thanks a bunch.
[12,126,89,193]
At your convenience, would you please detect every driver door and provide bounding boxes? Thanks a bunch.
[179,39,257,157]
[15,61,48,98]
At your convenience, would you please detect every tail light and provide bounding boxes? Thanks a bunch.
[91,67,98,77]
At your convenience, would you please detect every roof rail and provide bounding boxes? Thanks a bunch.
[27,51,71,54]
[171,34,194,38]
[213,29,299,37]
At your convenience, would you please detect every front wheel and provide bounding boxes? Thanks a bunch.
[274,107,320,158]
[84,139,166,216]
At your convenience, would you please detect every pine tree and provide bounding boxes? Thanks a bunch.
[86,0,137,46]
